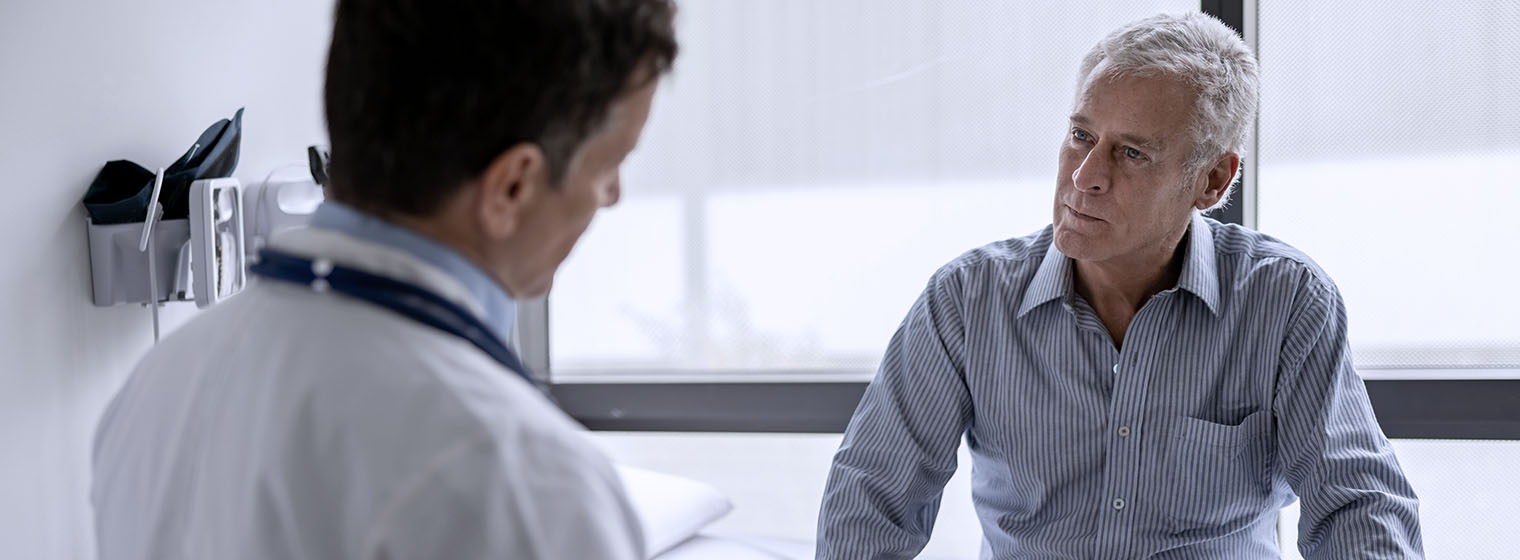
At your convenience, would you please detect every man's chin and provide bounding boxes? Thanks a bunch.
[1053,227,1107,261]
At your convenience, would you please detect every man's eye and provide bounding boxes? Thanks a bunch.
[1072,129,1092,142]
[1123,147,1145,160]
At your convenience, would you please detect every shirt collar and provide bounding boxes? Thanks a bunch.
[309,202,517,341]
[1016,211,1220,317]
[1017,234,1074,318]
[1177,211,1221,315]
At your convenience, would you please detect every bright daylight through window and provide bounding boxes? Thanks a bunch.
[550,0,1200,381]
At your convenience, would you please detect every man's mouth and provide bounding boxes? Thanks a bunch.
[1065,205,1103,222]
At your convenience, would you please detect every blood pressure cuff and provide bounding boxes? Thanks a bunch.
[83,108,243,224]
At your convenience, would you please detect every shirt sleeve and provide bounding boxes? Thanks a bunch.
[364,432,645,560]
[816,269,975,560]
[1273,275,1424,559]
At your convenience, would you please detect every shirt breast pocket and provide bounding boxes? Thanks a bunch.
[1162,409,1274,532]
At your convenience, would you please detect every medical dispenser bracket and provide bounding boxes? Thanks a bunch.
[86,174,248,314]
[241,172,323,260]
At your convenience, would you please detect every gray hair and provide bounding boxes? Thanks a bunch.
[1076,12,1259,207]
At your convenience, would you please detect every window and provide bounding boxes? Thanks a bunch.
[1255,0,1520,372]
[545,0,1199,383]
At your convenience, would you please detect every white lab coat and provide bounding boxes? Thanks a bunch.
[92,227,645,560]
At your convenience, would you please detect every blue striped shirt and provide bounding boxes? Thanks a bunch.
[817,212,1422,559]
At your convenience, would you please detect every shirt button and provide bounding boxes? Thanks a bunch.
[1112,363,1120,374]
[1112,498,1125,510]
[1117,425,1131,437]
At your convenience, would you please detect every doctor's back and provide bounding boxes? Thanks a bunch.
[90,1,678,559]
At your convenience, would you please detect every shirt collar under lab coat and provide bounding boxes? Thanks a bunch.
[309,202,517,342]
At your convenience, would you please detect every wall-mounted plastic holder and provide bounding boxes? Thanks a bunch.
[188,177,245,308]
[86,175,246,311]
[242,175,322,260]
[86,217,194,307]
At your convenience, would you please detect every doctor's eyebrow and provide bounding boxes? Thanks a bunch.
[1068,114,1166,152]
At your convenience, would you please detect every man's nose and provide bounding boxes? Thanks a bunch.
[1070,147,1110,193]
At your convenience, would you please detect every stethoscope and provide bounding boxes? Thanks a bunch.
[248,249,542,392]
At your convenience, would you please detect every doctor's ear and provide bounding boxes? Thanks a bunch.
[473,143,549,239]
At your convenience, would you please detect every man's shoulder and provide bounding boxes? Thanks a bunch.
[1205,219,1336,294]
[932,226,1053,283]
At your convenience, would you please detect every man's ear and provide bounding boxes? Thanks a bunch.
[1195,152,1240,210]
[474,143,549,239]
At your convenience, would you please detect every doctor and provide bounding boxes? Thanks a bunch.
[92,1,677,559]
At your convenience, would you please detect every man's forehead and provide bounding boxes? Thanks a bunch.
[1070,74,1195,149]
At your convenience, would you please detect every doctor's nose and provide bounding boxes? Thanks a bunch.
[601,175,622,208]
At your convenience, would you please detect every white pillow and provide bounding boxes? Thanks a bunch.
[616,465,735,558]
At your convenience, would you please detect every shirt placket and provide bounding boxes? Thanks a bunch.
[1092,296,1167,560]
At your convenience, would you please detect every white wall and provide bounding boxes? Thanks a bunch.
[0,1,333,557]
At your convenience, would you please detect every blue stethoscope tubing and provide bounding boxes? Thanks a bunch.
[248,249,542,392]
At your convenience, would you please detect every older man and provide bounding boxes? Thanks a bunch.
[817,12,1421,559]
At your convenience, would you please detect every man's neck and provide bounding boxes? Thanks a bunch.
[389,213,495,282]
[309,202,519,341]
[1072,225,1190,347]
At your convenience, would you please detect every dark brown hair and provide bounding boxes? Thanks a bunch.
[323,0,678,217]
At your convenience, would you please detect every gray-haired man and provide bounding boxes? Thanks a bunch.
[817,12,1422,559]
